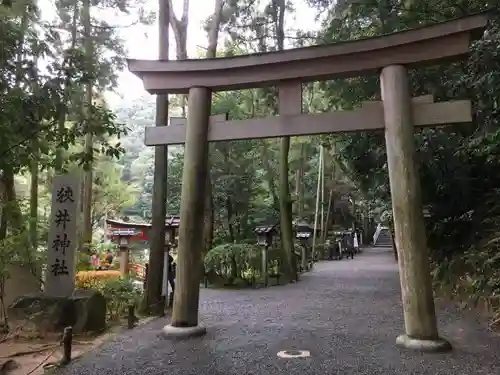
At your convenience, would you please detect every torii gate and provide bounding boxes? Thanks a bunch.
[128,13,488,351]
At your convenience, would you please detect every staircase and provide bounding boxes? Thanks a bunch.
[373,228,393,247]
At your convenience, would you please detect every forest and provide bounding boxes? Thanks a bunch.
[0,0,500,327]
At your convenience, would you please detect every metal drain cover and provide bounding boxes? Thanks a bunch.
[277,350,311,358]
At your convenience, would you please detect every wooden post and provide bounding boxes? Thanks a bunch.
[61,326,73,365]
[127,305,136,329]
[301,244,307,271]
[163,87,211,338]
[262,245,268,287]
[143,263,148,290]
[312,145,323,260]
[381,65,451,352]
[320,147,325,241]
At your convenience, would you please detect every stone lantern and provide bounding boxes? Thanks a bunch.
[110,228,137,276]
[253,225,278,286]
[293,221,314,270]
[165,215,180,247]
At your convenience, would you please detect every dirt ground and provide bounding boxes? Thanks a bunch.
[0,336,107,375]
[0,317,155,375]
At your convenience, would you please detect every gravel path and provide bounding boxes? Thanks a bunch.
[60,248,500,375]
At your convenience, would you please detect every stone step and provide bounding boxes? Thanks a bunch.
[374,229,393,247]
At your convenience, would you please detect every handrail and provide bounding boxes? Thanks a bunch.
[373,224,390,245]
[373,224,382,245]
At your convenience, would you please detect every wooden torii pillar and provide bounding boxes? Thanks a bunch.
[127,13,489,350]
[381,67,449,351]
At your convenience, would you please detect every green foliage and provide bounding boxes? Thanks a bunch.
[76,251,91,272]
[0,230,41,327]
[100,277,142,321]
[312,243,329,261]
[0,236,17,326]
[91,154,138,228]
[204,243,262,286]
[76,271,141,321]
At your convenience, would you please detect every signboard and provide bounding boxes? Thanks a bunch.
[110,229,140,236]
[107,227,147,241]
[45,174,80,297]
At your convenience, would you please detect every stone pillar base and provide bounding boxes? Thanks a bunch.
[162,324,207,339]
[396,334,452,353]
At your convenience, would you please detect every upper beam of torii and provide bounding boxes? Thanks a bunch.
[128,13,487,145]
[128,13,487,94]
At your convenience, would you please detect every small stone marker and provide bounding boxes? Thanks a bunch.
[45,173,80,297]
[277,350,311,358]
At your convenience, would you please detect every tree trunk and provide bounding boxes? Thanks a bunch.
[81,0,93,250]
[320,145,326,240]
[312,146,323,261]
[29,153,38,249]
[55,4,78,172]
[271,0,295,280]
[4,170,22,232]
[278,136,296,279]
[0,179,6,241]
[0,170,23,247]
[202,0,224,254]
[29,47,41,251]
[297,143,305,218]
[168,0,189,116]
[222,143,235,242]
[15,5,38,246]
[203,176,214,252]
[261,142,279,211]
[323,190,334,242]
[142,0,170,316]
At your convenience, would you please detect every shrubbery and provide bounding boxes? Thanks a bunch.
[75,270,122,289]
[310,243,328,260]
[75,270,140,321]
[100,277,141,321]
[204,243,261,286]
[204,242,311,286]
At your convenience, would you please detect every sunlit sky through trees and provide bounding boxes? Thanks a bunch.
[39,0,319,106]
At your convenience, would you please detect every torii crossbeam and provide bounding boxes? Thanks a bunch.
[144,95,471,145]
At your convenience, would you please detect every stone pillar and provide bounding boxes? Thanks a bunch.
[119,246,130,276]
[301,244,307,271]
[163,87,211,338]
[381,65,451,352]
[262,246,268,287]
